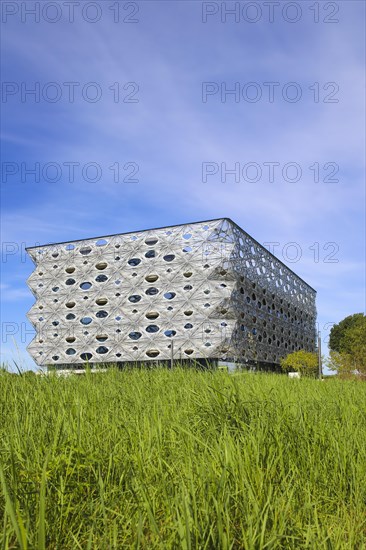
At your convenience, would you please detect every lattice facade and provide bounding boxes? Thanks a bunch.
[26,218,317,367]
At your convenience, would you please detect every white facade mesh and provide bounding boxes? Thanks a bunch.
[26,218,317,367]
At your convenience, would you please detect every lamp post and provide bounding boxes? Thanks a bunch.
[170,339,174,370]
[318,331,322,380]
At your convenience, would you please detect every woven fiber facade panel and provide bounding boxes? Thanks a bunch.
[26,218,316,367]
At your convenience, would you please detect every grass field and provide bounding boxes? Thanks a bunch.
[1,368,366,549]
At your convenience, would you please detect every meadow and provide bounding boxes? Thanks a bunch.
[1,368,366,549]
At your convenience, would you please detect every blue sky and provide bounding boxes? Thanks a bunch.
[1,0,365,371]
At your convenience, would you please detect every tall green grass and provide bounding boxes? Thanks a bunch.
[1,369,365,548]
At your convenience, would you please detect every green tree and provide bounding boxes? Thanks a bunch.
[326,317,366,376]
[329,313,364,352]
[280,350,318,377]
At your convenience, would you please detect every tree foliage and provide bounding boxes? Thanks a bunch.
[280,350,318,376]
[327,314,366,377]
[329,313,364,352]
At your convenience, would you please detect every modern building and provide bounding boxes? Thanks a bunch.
[26,218,317,369]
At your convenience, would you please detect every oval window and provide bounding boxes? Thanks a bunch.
[65,278,76,285]
[80,247,92,255]
[184,349,194,355]
[80,317,92,325]
[129,331,142,340]
[52,355,59,361]
[145,250,156,258]
[163,254,175,262]
[52,287,59,292]
[145,237,158,246]
[66,302,75,308]
[183,272,192,278]
[164,292,175,300]
[128,258,141,266]
[65,244,75,251]
[146,350,160,358]
[146,325,159,333]
[80,282,92,290]
[128,295,141,303]
[184,323,193,329]
[184,285,193,291]
[95,262,107,270]
[65,267,75,274]
[145,274,159,283]
[52,321,59,326]
[96,310,108,319]
[184,311,193,316]
[183,246,192,253]
[146,287,159,296]
[66,336,76,343]
[96,346,108,354]
[80,353,92,361]
[96,239,108,247]
[66,313,76,320]
[95,274,108,283]
[66,348,76,355]
[183,233,192,240]
[164,330,176,337]
[146,312,159,320]
[96,335,108,342]
[96,298,108,306]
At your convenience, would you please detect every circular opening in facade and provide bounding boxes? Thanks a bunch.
[129,331,142,340]
[128,295,141,303]
[128,258,141,266]
[145,237,158,246]
[80,282,92,290]
[95,275,108,283]
[146,312,159,320]
[146,325,159,333]
[96,310,108,319]
[80,317,92,325]
[145,274,159,283]
[145,250,156,258]
[146,287,159,296]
